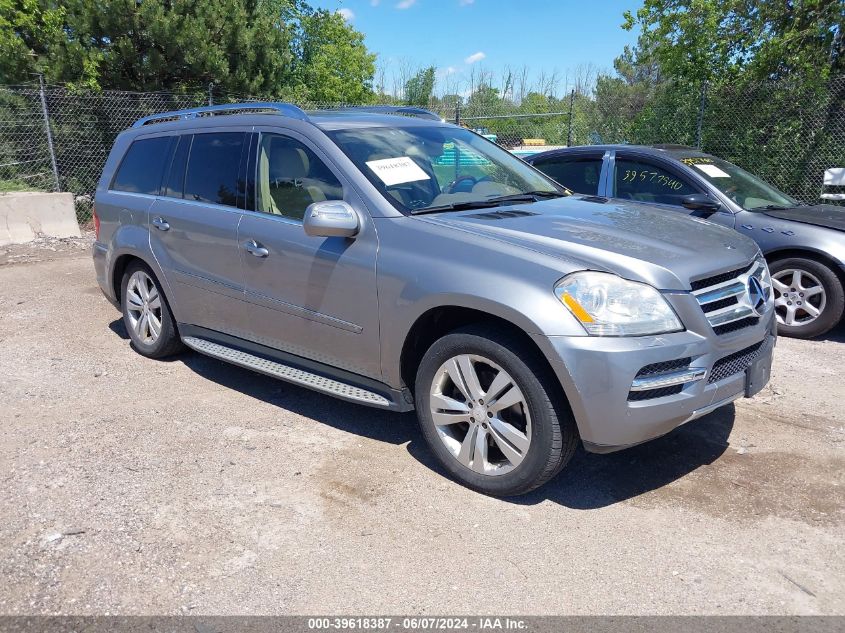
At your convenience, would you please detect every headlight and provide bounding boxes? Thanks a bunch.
[555,272,683,336]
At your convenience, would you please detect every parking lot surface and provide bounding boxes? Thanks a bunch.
[1,238,843,615]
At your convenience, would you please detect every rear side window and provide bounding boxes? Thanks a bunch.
[532,156,603,195]
[184,132,246,207]
[111,136,173,194]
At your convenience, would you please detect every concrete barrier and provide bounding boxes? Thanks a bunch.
[0,192,81,246]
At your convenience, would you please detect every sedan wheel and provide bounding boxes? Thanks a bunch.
[772,268,826,327]
[768,257,844,339]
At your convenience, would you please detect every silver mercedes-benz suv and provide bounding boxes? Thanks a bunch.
[93,103,776,496]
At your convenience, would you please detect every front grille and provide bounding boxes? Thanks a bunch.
[691,264,753,291]
[628,385,684,401]
[702,296,738,313]
[708,341,764,384]
[713,317,759,336]
[635,358,691,377]
[692,260,766,335]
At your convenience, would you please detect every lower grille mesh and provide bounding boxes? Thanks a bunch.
[708,341,764,384]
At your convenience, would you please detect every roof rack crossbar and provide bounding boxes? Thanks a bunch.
[131,102,309,128]
[319,106,443,121]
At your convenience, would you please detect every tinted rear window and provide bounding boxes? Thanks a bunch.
[111,136,173,194]
[184,132,245,207]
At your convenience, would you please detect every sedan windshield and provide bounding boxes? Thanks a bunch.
[327,124,568,214]
[679,155,799,211]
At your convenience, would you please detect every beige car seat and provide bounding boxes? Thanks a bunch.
[259,142,327,218]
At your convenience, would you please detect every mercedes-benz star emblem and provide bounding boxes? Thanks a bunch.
[747,276,766,315]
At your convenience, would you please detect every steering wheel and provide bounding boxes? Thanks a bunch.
[444,175,478,194]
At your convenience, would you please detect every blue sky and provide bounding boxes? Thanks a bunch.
[311,0,641,97]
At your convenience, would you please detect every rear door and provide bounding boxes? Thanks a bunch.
[529,151,607,195]
[149,129,249,333]
[237,127,382,380]
[101,132,174,245]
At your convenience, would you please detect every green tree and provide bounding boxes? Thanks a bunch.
[0,0,377,101]
[623,0,845,83]
[295,8,376,103]
[403,66,435,106]
[0,0,68,84]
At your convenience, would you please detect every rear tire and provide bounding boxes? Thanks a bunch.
[769,257,844,339]
[414,324,579,497]
[120,261,184,358]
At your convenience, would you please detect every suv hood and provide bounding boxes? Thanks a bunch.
[760,204,845,232]
[421,196,759,290]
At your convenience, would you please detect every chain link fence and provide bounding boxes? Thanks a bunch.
[1,76,843,225]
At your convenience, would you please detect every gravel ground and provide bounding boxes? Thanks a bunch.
[0,238,843,615]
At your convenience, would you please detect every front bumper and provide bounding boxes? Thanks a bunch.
[532,307,776,452]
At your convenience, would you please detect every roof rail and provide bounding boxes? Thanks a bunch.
[131,102,309,128]
[319,106,444,121]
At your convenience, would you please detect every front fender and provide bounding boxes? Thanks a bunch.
[373,217,587,388]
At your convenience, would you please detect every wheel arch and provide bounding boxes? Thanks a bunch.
[398,305,566,406]
[763,247,845,285]
[110,253,180,323]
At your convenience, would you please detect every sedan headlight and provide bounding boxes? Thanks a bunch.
[555,272,683,336]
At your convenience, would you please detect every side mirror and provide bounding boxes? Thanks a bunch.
[681,193,721,214]
[303,201,360,238]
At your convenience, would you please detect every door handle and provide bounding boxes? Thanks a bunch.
[243,239,269,258]
[151,216,170,231]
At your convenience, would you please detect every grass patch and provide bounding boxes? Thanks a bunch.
[0,179,43,193]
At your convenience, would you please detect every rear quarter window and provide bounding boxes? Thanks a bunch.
[110,136,173,194]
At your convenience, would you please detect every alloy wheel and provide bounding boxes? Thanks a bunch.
[429,354,531,476]
[125,270,163,345]
[771,268,826,327]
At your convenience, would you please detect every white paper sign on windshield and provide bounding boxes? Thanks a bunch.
[694,163,730,178]
[365,156,431,186]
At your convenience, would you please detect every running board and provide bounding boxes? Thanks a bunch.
[182,336,393,408]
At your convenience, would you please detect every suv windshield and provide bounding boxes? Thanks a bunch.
[679,155,799,210]
[327,124,567,214]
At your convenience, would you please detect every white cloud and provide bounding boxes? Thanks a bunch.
[370,0,380,5]
[396,0,416,8]
[459,0,475,5]
[464,51,486,64]
[337,7,355,20]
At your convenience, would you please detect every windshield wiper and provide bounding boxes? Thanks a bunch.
[750,204,790,211]
[485,190,568,203]
[409,200,503,215]
[409,190,568,215]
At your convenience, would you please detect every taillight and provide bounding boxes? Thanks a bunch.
[93,204,100,240]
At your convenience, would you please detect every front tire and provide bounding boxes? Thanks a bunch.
[121,261,183,358]
[770,257,844,338]
[414,324,578,496]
